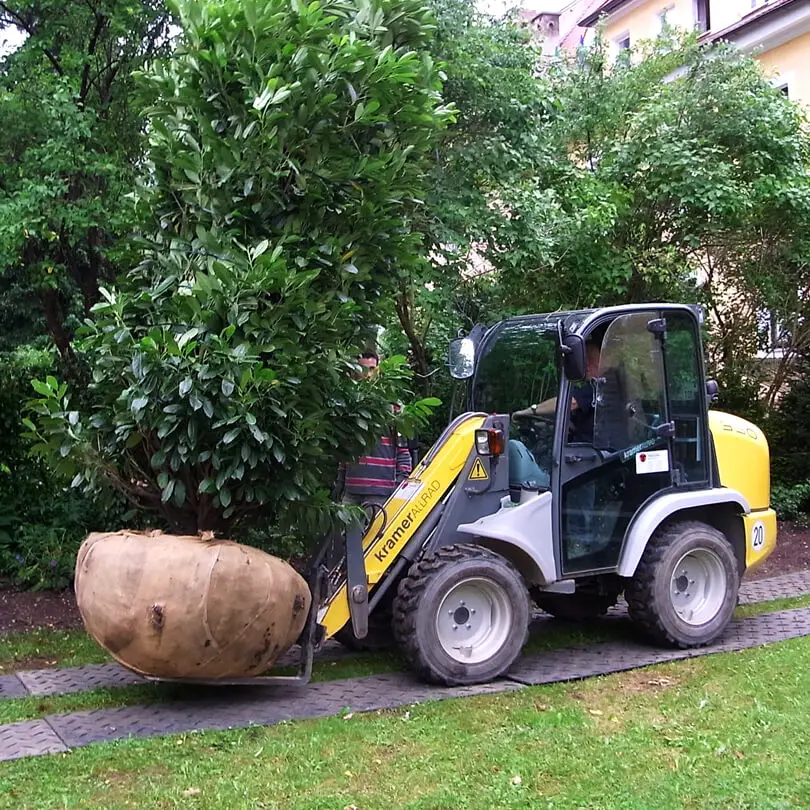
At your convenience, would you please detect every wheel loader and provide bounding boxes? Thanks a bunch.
[162,303,777,688]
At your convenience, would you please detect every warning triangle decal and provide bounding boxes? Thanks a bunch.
[469,457,489,481]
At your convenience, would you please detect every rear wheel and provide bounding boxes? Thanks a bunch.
[625,521,739,648]
[392,544,530,685]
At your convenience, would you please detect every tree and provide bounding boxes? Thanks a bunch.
[386,0,553,404]
[498,34,810,411]
[0,0,174,357]
[27,0,448,538]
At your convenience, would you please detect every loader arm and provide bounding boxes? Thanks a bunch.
[318,413,486,639]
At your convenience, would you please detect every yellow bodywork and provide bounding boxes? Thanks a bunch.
[319,414,486,639]
[709,410,777,572]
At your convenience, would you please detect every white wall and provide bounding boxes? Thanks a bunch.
[710,0,767,33]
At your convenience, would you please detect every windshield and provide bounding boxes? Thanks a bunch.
[472,321,561,490]
[472,321,561,413]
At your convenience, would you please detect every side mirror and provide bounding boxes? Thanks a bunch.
[706,379,719,402]
[449,337,476,379]
[562,334,586,380]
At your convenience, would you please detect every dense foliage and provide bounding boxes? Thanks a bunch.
[0,0,174,356]
[25,0,449,536]
[4,4,810,577]
[0,349,132,589]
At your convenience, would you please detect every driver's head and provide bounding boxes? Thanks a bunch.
[585,339,601,380]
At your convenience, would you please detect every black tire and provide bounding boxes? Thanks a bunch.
[334,608,395,652]
[534,592,618,622]
[625,520,739,648]
[392,544,530,685]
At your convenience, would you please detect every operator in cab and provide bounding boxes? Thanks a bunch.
[513,338,602,444]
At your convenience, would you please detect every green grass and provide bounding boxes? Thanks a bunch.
[2,636,810,809]
[734,592,810,619]
[0,627,109,673]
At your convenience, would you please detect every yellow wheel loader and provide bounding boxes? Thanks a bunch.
[292,304,777,685]
[175,303,775,688]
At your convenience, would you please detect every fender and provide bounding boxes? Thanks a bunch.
[456,492,556,585]
[617,488,750,577]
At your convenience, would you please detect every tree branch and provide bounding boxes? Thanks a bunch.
[0,2,65,76]
[80,10,108,102]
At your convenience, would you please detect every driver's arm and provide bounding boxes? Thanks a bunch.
[513,396,558,418]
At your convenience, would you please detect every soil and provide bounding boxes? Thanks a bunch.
[1,521,809,636]
[744,520,810,581]
[0,581,82,635]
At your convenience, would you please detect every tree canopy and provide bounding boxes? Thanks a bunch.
[0,0,173,356]
[25,0,449,535]
[9,7,810,552]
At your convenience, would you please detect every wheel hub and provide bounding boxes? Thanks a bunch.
[436,578,513,664]
[669,548,727,626]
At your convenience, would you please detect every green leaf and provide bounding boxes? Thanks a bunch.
[161,479,176,503]
[31,380,53,397]
[222,428,240,444]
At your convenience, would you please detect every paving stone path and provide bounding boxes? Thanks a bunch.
[2,570,810,762]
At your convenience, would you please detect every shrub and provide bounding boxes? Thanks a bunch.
[770,482,810,523]
[0,348,133,589]
[26,0,448,544]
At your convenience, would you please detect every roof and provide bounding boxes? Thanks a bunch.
[578,0,633,27]
[700,0,805,43]
[559,0,605,48]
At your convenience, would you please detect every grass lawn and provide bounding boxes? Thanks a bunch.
[0,627,109,674]
[1,635,809,809]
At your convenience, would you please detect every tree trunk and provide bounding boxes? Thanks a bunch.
[395,284,431,395]
[40,287,73,360]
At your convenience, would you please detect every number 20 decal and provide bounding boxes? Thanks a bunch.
[751,520,766,553]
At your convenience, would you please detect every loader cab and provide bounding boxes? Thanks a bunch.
[459,305,713,578]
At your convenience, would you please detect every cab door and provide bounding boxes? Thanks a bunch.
[557,311,673,575]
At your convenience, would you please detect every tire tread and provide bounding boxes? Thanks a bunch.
[625,520,736,648]
[392,544,529,685]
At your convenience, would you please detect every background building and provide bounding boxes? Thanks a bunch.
[577,0,810,105]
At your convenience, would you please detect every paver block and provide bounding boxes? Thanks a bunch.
[0,675,28,699]
[0,720,68,761]
[510,606,810,685]
[17,663,147,697]
[739,571,810,604]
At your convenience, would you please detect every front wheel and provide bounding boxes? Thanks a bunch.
[392,545,530,685]
[625,521,739,648]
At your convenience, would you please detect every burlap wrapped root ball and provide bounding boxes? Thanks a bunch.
[75,531,312,678]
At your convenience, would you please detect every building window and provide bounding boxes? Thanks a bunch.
[778,83,790,97]
[615,32,630,50]
[693,0,710,32]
